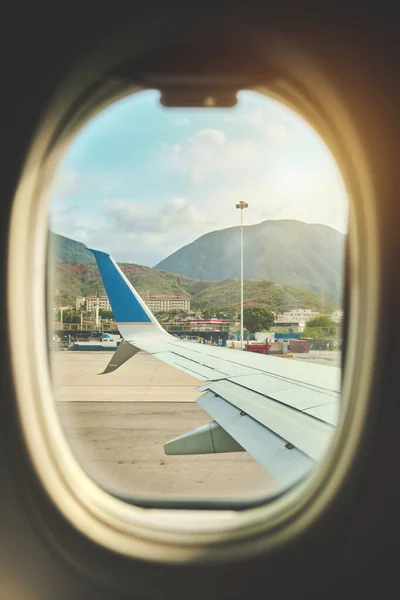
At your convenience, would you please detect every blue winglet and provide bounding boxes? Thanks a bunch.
[89,249,151,323]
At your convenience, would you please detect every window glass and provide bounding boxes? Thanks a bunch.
[48,90,347,501]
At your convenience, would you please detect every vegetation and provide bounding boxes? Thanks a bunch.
[98,309,114,320]
[48,231,95,264]
[51,261,335,315]
[302,315,338,339]
[191,279,336,314]
[243,306,275,333]
[48,231,340,315]
[54,308,81,323]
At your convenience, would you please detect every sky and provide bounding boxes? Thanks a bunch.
[49,89,348,266]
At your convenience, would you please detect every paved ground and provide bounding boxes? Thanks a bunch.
[291,350,342,367]
[51,348,340,500]
[52,351,279,499]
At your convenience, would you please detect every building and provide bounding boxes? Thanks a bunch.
[163,319,237,332]
[272,323,304,333]
[85,295,112,313]
[272,309,321,333]
[80,294,190,314]
[143,295,190,312]
[76,296,85,310]
[331,309,344,323]
[274,309,320,324]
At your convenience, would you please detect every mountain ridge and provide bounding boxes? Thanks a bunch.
[155,219,345,303]
[49,226,340,313]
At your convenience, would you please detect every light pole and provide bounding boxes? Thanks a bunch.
[60,306,69,329]
[236,201,248,349]
[95,295,99,329]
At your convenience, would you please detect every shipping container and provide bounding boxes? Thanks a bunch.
[289,339,310,353]
[245,342,270,355]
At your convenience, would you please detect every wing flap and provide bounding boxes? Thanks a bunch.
[196,392,315,486]
[199,380,335,461]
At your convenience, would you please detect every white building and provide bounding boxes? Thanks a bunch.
[85,295,112,312]
[143,295,190,312]
[330,309,344,323]
[275,309,320,324]
[80,294,191,314]
[76,296,85,310]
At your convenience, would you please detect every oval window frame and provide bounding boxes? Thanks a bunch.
[7,25,379,564]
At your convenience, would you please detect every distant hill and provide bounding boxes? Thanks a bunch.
[192,278,334,313]
[48,231,95,264]
[155,220,345,303]
[49,231,336,313]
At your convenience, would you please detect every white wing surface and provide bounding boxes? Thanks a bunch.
[90,249,340,486]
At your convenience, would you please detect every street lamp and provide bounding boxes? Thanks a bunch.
[95,295,99,329]
[236,201,248,349]
[59,306,69,329]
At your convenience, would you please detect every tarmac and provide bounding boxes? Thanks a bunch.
[51,348,341,500]
[52,351,279,499]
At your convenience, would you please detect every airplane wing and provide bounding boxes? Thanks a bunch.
[90,249,340,486]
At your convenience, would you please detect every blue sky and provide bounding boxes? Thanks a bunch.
[49,90,348,266]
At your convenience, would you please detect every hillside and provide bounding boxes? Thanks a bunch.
[155,220,345,303]
[49,229,337,312]
[52,262,334,313]
[49,231,95,264]
[192,279,335,313]
[49,231,335,313]
[52,262,199,302]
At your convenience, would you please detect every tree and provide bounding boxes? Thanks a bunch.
[201,307,215,319]
[56,309,80,323]
[98,309,114,320]
[302,315,337,339]
[213,305,237,320]
[243,306,275,333]
[301,327,325,340]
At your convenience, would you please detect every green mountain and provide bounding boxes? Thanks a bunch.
[155,220,345,303]
[48,231,95,264]
[49,232,336,313]
[192,279,334,313]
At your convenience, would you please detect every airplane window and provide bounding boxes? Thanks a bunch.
[47,89,348,503]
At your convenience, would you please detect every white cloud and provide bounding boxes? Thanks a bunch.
[265,123,294,145]
[102,196,208,236]
[50,91,348,266]
[232,107,271,127]
[51,196,221,265]
[225,105,298,146]
[192,128,226,144]
[162,127,264,184]
[50,205,94,245]
[48,170,80,199]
